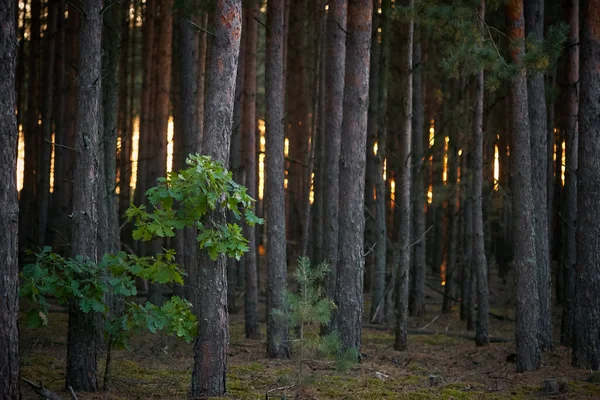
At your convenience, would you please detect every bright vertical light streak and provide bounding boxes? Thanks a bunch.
[561,140,566,186]
[130,116,140,192]
[427,119,434,204]
[258,119,266,200]
[17,125,24,192]
[309,172,315,205]
[442,136,449,184]
[373,141,378,156]
[390,178,396,207]
[166,116,174,173]
[383,158,387,181]
[284,137,289,157]
[49,133,55,192]
[494,144,500,191]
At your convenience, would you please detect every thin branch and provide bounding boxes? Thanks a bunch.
[188,20,215,37]
[45,138,75,151]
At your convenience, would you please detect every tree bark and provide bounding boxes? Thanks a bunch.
[190,0,241,396]
[36,0,58,246]
[66,0,103,391]
[266,0,290,359]
[474,1,489,346]
[525,0,552,352]
[572,0,600,371]
[0,1,20,395]
[394,0,414,352]
[147,0,173,306]
[334,0,372,353]
[242,0,260,340]
[322,0,347,300]
[560,0,579,347]
[507,0,541,372]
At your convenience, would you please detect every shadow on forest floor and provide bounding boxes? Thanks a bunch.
[19,298,600,400]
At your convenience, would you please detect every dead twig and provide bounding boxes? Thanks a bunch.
[22,378,64,400]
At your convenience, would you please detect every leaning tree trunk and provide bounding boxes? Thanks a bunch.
[572,0,600,371]
[525,0,552,352]
[190,0,242,396]
[473,0,489,346]
[560,0,579,347]
[66,0,103,391]
[0,1,20,396]
[394,0,414,352]
[507,0,541,372]
[266,0,290,359]
[322,0,347,300]
[334,0,372,353]
[243,0,260,340]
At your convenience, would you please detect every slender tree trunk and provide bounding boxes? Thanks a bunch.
[99,0,123,259]
[197,12,208,145]
[474,1,489,346]
[147,0,173,305]
[322,0,347,300]
[334,0,372,353]
[394,0,414,352]
[410,21,425,319]
[36,0,58,246]
[20,0,40,250]
[190,0,242,396]
[175,1,200,307]
[266,0,290,359]
[525,0,552,352]
[118,2,131,223]
[242,0,260,339]
[572,0,600,371]
[0,1,20,395]
[507,0,541,372]
[66,0,103,391]
[560,0,579,347]
[442,128,459,315]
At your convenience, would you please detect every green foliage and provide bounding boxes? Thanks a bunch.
[126,154,263,260]
[20,247,197,347]
[274,257,358,384]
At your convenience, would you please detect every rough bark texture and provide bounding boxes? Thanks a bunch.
[0,1,20,395]
[322,0,347,299]
[66,0,103,391]
[572,0,600,371]
[410,22,425,319]
[266,0,290,359]
[174,1,199,305]
[560,0,579,347]
[507,0,541,372]
[473,3,489,345]
[100,0,122,258]
[196,13,208,143]
[243,0,260,340]
[525,0,552,352]
[190,0,241,396]
[334,0,372,353]
[147,0,173,306]
[394,0,414,352]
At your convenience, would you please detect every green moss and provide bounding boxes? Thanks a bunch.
[569,380,600,396]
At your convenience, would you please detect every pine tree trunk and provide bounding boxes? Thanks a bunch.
[410,22,426,319]
[507,0,541,372]
[0,1,20,395]
[190,0,242,396]
[243,0,260,340]
[334,0,372,353]
[322,0,347,300]
[99,0,123,259]
[197,12,208,145]
[394,0,414,351]
[572,0,600,371]
[560,0,579,347]
[525,0,552,352]
[66,0,103,391]
[36,0,58,246]
[473,1,489,346]
[442,123,459,315]
[147,0,173,306]
[118,2,131,223]
[20,0,41,249]
[266,0,290,359]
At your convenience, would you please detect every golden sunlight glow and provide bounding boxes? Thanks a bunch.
[390,178,396,206]
[258,119,266,200]
[493,144,500,191]
[561,140,566,187]
[284,170,288,190]
[441,260,447,286]
[373,141,378,156]
[383,158,387,181]
[167,116,174,173]
[259,119,266,152]
[442,136,449,184]
[17,125,24,192]
[49,133,55,193]
[130,117,140,192]
[284,137,289,157]
[309,172,315,205]
[427,184,433,204]
[429,119,435,147]
[325,4,329,11]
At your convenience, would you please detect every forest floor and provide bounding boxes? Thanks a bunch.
[20,273,600,400]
